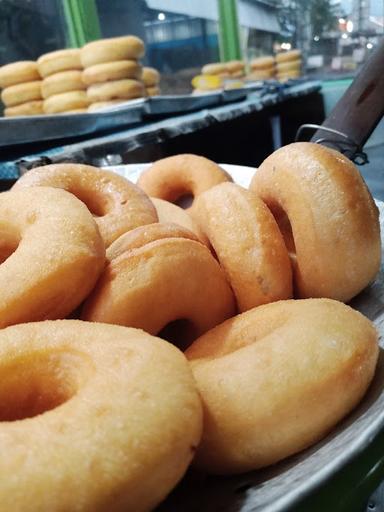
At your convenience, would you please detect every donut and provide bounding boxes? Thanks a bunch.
[202,63,228,75]
[146,86,160,97]
[87,100,127,112]
[41,70,86,99]
[43,91,90,114]
[229,70,245,78]
[106,222,199,261]
[13,163,157,247]
[86,79,145,101]
[186,298,378,474]
[226,60,245,73]
[250,142,381,302]
[0,61,40,88]
[37,49,82,78]
[193,183,292,311]
[82,60,142,86]
[142,67,160,87]
[137,154,232,210]
[81,36,145,67]
[151,197,208,244]
[276,59,301,73]
[250,56,275,70]
[1,81,42,107]
[0,320,202,512]
[82,234,236,348]
[275,49,302,63]
[4,100,43,117]
[0,187,104,327]
[245,69,275,81]
[60,108,88,114]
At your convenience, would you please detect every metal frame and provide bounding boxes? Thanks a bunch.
[62,0,101,47]
[217,0,242,61]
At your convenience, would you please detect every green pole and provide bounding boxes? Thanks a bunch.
[62,0,102,48]
[217,0,242,62]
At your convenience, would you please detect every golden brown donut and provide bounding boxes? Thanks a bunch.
[41,70,86,98]
[106,222,199,261]
[142,67,160,87]
[4,100,44,117]
[87,100,127,112]
[137,154,232,209]
[276,59,301,73]
[186,298,378,474]
[245,69,275,81]
[193,183,292,311]
[82,236,236,348]
[275,49,302,63]
[82,60,142,86]
[202,63,228,75]
[0,187,104,327]
[146,86,160,97]
[43,91,90,114]
[1,81,42,106]
[250,142,381,302]
[86,79,145,101]
[13,163,157,247]
[81,36,145,67]
[0,320,202,512]
[226,60,245,73]
[229,70,245,78]
[0,61,40,88]
[151,197,209,244]
[250,56,275,70]
[37,49,82,78]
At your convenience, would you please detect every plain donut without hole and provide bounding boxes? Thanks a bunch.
[13,163,158,247]
[186,299,378,474]
[0,320,202,512]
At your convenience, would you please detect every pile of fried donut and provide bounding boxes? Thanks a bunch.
[0,142,381,511]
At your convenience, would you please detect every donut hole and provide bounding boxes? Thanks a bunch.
[174,194,194,209]
[0,229,20,264]
[158,319,197,351]
[0,349,91,421]
[69,189,107,217]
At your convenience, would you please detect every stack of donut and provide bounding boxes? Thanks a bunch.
[275,49,302,81]
[142,66,161,97]
[226,60,245,78]
[81,36,146,112]
[38,49,89,114]
[0,143,380,510]
[0,61,43,117]
[247,56,276,81]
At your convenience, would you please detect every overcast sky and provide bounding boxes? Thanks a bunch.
[340,0,384,16]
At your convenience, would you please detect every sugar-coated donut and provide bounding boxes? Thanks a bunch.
[81,36,145,67]
[250,56,275,70]
[43,90,90,113]
[250,142,381,302]
[186,298,378,474]
[151,197,208,244]
[137,154,232,209]
[37,49,82,78]
[4,100,43,117]
[146,86,160,96]
[0,320,202,512]
[193,183,292,311]
[275,49,301,63]
[86,79,145,101]
[41,70,86,99]
[14,163,157,247]
[1,81,42,107]
[0,61,40,88]
[82,60,142,86]
[0,187,104,327]
[106,222,199,262]
[142,67,160,87]
[82,235,236,348]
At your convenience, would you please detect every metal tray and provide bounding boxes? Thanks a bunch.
[107,163,384,511]
[0,98,145,148]
[143,92,223,117]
